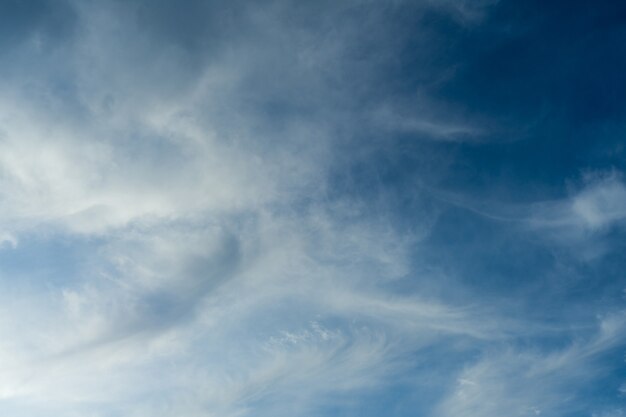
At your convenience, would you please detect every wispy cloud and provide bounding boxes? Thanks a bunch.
[436,312,626,417]
[0,1,624,416]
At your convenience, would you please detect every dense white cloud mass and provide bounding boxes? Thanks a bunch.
[0,1,625,416]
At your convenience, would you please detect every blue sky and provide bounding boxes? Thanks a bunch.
[0,1,625,416]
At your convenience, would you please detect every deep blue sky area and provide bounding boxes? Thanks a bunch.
[0,1,625,416]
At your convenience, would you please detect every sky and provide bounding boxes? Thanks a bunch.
[0,0,626,416]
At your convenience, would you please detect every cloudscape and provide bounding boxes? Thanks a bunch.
[1,1,626,416]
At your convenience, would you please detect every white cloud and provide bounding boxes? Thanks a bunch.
[0,1,621,417]
[435,312,626,417]
[529,174,626,234]
[431,172,626,260]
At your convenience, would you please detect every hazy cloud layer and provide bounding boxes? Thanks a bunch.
[0,1,625,416]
